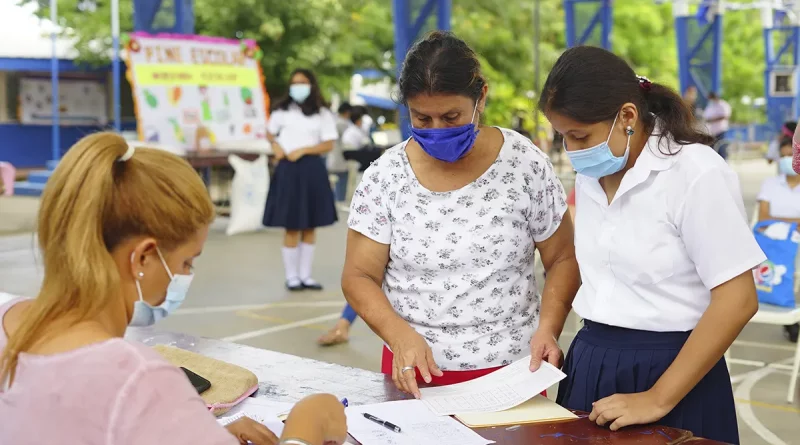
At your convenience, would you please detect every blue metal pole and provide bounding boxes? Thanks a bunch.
[50,0,60,162]
[601,0,612,50]
[710,13,723,94]
[437,0,451,31]
[393,0,411,139]
[112,0,121,132]
[564,0,576,48]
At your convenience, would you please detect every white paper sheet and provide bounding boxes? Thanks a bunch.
[216,397,294,437]
[346,400,494,445]
[419,356,566,416]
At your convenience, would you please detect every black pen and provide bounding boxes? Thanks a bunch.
[362,412,402,433]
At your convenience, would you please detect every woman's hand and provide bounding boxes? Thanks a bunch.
[225,416,279,445]
[283,394,348,445]
[286,148,306,162]
[389,326,443,398]
[588,390,673,431]
[272,143,286,162]
[528,330,563,371]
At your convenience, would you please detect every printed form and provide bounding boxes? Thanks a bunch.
[419,356,566,416]
[346,400,494,445]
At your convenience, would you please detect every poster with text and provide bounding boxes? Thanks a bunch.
[125,33,270,150]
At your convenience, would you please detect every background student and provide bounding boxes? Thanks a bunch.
[0,133,347,445]
[757,136,800,343]
[264,68,339,292]
[329,102,353,203]
[539,46,764,444]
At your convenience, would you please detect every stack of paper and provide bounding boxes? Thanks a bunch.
[419,356,566,416]
[346,400,494,445]
[455,395,577,428]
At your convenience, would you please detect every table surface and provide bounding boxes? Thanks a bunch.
[126,328,722,445]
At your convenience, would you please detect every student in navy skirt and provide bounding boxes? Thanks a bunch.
[537,47,766,444]
[264,68,338,291]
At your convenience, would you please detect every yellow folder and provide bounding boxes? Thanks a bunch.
[455,395,578,428]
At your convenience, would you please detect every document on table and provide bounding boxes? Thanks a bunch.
[419,355,566,416]
[216,397,295,437]
[346,400,494,445]
[455,394,578,428]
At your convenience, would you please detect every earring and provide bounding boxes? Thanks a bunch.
[626,126,634,136]
[138,272,144,278]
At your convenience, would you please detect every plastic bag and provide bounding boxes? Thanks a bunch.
[753,220,799,308]
[226,155,268,236]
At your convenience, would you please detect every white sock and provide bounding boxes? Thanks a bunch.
[299,242,316,284]
[282,247,301,285]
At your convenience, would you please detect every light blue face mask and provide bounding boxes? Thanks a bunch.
[566,113,631,179]
[289,84,311,103]
[129,248,194,327]
[780,156,798,177]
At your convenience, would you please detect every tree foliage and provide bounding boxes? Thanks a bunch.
[31,0,765,126]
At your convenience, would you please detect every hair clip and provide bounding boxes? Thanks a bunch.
[119,145,135,162]
[637,75,652,91]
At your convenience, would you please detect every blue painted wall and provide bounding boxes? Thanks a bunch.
[0,121,137,168]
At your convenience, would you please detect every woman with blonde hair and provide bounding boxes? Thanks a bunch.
[0,133,346,445]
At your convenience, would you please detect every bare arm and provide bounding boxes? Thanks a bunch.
[535,217,580,339]
[267,133,285,160]
[592,272,758,429]
[302,140,335,156]
[758,200,800,224]
[651,272,757,409]
[341,229,412,343]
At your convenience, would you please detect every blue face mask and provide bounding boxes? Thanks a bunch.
[410,102,479,163]
[565,113,631,179]
[289,84,311,103]
[129,248,194,327]
[779,156,798,177]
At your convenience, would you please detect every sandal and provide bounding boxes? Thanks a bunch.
[318,327,350,346]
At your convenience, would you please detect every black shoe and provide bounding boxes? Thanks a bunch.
[286,280,304,292]
[784,324,799,343]
[301,279,324,291]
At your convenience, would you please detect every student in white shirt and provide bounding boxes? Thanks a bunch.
[757,137,800,343]
[342,31,579,397]
[766,122,796,166]
[539,46,764,444]
[702,92,732,159]
[341,107,373,150]
[328,102,353,203]
[264,69,339,291]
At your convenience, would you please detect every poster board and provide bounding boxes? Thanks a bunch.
[18,77,108,125]
[124,33,270,150]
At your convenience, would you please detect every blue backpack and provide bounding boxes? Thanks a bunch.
[753,221,799,308]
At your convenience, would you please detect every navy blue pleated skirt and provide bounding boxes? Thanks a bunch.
[262,155,337,230]
[557,320,738,444]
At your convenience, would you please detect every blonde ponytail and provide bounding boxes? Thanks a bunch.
[0,132,214,386]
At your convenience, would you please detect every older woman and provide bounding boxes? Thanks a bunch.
[341,31,580,398]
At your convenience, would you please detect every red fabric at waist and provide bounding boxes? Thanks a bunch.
[381,346,547,397]
[380,345,500,386]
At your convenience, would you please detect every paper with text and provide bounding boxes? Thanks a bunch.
[216,397,294,437]
[419,356,566,415]
[346,400,494,445]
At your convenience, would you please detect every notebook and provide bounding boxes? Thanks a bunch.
[454,395,578,428]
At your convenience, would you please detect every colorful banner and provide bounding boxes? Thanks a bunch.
[125,33,270,150]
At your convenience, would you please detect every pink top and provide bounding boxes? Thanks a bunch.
[0,298,237,445]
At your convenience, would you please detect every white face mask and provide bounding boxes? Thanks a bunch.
[128,248,194,327]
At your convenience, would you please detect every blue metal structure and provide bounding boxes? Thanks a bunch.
[762,8,800,131]
[392,0,451,139]
[674,1,723,110]
[564,0,612,50]
[50,0,60,163]
[133,0,195,34]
